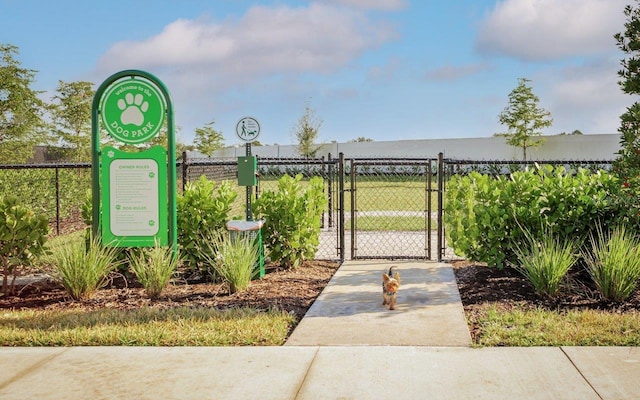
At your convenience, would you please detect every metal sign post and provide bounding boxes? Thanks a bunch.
[235,116,261,221]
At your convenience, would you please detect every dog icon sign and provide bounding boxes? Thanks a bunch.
[235,117,261,143]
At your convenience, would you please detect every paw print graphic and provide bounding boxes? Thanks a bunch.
[118,93,148,126]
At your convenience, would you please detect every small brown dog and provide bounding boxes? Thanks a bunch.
[382,266,400,310]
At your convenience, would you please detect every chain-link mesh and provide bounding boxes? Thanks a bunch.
[348,158,437,260]
[0,163,91,235]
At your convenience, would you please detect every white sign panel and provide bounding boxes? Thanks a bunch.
[109,158,159,236]
[235,116,261,143]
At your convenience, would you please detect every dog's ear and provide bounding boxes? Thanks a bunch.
[393,272,400,283]
[382,273,390,282]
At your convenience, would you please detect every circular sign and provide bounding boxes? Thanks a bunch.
[100,78,166,144]
[235,117,261,143]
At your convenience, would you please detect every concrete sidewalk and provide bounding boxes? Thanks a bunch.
[1,346,639,399]
[1,260,639,399]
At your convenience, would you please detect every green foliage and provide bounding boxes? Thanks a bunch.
[177,176,237,269]
[613,2,640,225]
[583,226,640,302]
[0,44,46,163]
[293,100,322,158]
[445,166,619,268]
[50,235,121,300]
[0,196,49,295]
[253,174,326,269]
[128,244,180,299]
[199,231,259,294]
[194,120,225,156]
[50,80,94,162]
[495,77,552,160]
[512,226,578,298]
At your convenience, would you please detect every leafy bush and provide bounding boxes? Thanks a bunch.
[583,226,640,302]
[51,235,122,300]
[253,174,326,269]
[445,165,619,268]
[512,227,578,298]
[0,196,50,296]
[129,244,180,299]
[177,176,237,270]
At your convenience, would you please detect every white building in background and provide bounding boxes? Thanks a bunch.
[199,134,620,161]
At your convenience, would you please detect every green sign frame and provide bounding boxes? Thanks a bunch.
[91,70,177,252]
[101,146,168,247]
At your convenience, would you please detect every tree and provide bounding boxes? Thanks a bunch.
[613,1,640,223]
[50,80,94,161]
[495,78,552,160]
[293,101,322,158]
[194,120,224,156]
[0,44,46,163]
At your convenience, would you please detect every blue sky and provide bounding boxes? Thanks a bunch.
[0,0,632,146]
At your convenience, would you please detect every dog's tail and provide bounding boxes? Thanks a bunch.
[388,266,396,277]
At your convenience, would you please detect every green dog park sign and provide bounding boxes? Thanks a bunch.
[91,70,177,250]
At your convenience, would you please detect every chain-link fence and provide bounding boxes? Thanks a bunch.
[0,162,91,235]
[346,158,439,260]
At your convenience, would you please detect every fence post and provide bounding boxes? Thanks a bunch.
[350,158,356,259]
[181,151,188,193]
[437,152,444,262]
[338,153,345,263]
[55,167,60,236]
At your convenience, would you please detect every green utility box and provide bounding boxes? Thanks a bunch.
[237,156,258,186]
[226,219,265,279]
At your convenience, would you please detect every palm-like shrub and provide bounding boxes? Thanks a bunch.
[583,226,640,302]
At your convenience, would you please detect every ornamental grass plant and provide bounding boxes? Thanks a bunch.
[129,244,180,299]
[583,226,640,302]
[51,236,122,300]
[199,230,259,294]
[512,227,578,298]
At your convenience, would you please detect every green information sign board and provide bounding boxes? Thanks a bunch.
[91,70,177,252]
[100,79,166,144]
[101,146,168,247]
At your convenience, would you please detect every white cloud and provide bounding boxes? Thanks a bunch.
[476,0,627,61]
[96,3,398,87]
[545,57,628,133]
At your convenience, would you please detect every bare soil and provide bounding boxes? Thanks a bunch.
[0,261,340,322]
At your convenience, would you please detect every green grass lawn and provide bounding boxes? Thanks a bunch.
[0,307,296,346]
[471,305,640,347]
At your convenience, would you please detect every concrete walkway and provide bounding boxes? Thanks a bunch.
[1,260,639,399]
[286,260,471,346]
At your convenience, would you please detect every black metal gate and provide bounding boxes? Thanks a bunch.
[347,158,441,260]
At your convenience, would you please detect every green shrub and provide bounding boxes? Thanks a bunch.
[0,196,50,296]
[51,235,122,300]
[445,166,619,268]
[583,226,640,302]
[129,244,180,299]
[177,176,237,270]
[199,231,259,293]
[512,226,578,298]
[253,174,326,269]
